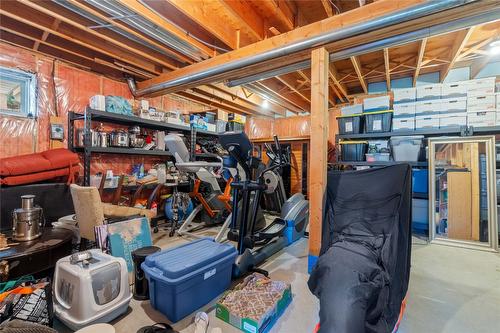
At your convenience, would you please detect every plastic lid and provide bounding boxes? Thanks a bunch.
[336,113,363,119]
[143,239,236,280]
[363,110,393,115]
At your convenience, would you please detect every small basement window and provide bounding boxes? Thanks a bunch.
[0,67,37,118]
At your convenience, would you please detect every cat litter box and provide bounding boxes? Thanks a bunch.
[54,250,132,331]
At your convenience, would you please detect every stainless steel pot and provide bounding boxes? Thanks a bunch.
[110,129,129,147]
[129,126,141,135]
[129,136,145,148]
[76,128,100,147]
[12,195,43,242]
[98,131,109,147]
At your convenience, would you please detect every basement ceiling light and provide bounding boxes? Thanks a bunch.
[262,100,269,109]
[489,38,500,55]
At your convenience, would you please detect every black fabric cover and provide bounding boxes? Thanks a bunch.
[308,164,412,333]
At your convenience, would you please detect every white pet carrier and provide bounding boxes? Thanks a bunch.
[54,249,132,331]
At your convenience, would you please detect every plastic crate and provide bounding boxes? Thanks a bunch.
[142,239,237,322]
[412,169,428,194]
[412,198,429,233]
[364,110,393,133]
[390,135,424,162]
[337,114,363,134]
[340,141,367,162]
[366,153,390,162]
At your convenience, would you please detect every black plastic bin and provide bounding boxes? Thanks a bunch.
[340,141,368,162]
[132,246,161,300]
[337,114,363,135]
[364,110,393,133]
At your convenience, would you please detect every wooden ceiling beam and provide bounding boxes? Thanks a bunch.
[384,48,391,90]
[276,76,311,103]
[440,28,475,82]
[116,0,213,59]
[413,37,427,86]
[320,0,334,17]
[259,0,296,32]
[351,56,368,93]
[68,0,194,64]
[17,0,179,70]
[218,0,265,41]
[254,81,310,112]
[329,64,349,102]
[0,7,161,75]
[166,0,238,49]
[176,91,252,116]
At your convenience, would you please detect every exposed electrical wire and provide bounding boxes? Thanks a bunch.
[328,0,342,15]
[186,32,230,53]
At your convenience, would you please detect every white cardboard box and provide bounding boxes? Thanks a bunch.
[467,111,496,127]
[467,95,496,112]
[441,97,467,114]
[393,102,416,116]
[415,114,439,129]
[467,77,496,97]
[363,95,391,112]
[393,88,416,103]
[496,111,500,125]
[496,93,500,110]
[415,100,441,114]
[442,81,468,98]
[393,117,415,131]
[416,84,442,101]
[439,112,467,127]
[341,104,363,116]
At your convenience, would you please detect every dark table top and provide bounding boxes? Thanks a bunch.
[0,228,73,261]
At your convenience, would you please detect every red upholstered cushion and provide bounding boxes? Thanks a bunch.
[0,153,51,176]
[41,148,79,170]
[0,167,72,186]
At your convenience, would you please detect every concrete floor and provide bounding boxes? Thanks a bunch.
[55,232,500,333]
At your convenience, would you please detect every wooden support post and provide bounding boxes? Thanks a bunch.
[308,47,329,270]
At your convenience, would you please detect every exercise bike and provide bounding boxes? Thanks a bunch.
[219,131,309,278]
[164,134,233,238]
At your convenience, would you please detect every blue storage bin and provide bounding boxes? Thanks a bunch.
[412,198,428,233]
[412,169,428,194]
[142,239,237,322]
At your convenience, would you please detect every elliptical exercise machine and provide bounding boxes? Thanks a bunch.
[219,131,309,278]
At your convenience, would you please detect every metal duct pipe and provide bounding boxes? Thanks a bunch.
[226,6,500,87]
[128,0,475,97]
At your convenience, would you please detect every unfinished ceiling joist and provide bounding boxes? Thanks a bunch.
[133,0,497,97]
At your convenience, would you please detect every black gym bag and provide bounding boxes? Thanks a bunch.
[308,164,412,333]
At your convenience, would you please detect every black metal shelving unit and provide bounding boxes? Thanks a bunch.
[69,107,218,185]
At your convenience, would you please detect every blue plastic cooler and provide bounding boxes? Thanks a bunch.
[142,239,237,322]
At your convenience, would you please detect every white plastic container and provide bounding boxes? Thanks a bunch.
[415,115,439,129]
[415,100,441,114]
[54,250,132,331]
[341,104,363,116]
[467,95,496,112]
[365,153,390,162]
[467,111,496,127]
[392,117,415,131]
[416,84,442,101]
[393,102,416,116]
[363,95,391,112]
[467,77,496,97]
[89,95,106,111]
[393,87,416,103]
[441,97,467,114]
[439,113,467,127]
[390,136,424,162]
[441,81,468,98]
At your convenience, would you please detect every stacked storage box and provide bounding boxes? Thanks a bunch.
[440,81,468,127]
[497,93,500,125]
[415,84,441,129]
[393,88,416,131]
[467,77,497,127]
[363,96,392,133]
